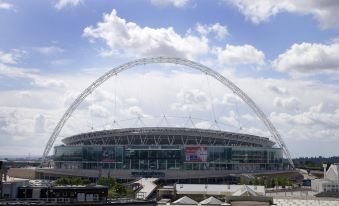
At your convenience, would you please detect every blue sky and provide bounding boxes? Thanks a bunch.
[0,0,339,157]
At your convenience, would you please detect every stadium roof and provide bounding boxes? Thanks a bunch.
[62,127,275,148]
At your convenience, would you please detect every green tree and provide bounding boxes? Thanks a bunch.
[253,177,259,185]
[264,179,272,188]
[248,179,253,185]
[239,178,248,185]
[54,177,90,186]
[115,183,127,194]
[97,177,116,189]
[258,178,264,186]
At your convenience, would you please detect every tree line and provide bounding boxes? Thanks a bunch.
[240,176,291,188]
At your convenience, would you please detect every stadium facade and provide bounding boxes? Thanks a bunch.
[46,127,285,181]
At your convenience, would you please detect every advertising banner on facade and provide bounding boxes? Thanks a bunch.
[185,146,208,162]
[102,147,115,162]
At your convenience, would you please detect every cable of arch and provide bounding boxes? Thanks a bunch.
[41,57,294,168]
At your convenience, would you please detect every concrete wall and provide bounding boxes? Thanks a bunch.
[8,168,37,179]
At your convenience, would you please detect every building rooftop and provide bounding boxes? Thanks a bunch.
[61,127,275,148]
[175,184,265,196]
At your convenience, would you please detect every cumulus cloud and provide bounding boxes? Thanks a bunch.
[0,63,66,89]
[0,49,25,65]
[196,23,229,40]
[194,121,213,129]
[217,44,265,66]
[34,114,46,133]
[271,103,339,137]
[0,110,34,141]
[273,43,339,74]
[220,111,239,128]
[266,84,288,95]
[0,0,14,10]
[33,78,66,89]
[124,98,139,105]
[226,0,339,29]
[1,55,339,156]
[273,97,299,111]
[54,0,82,10]
[171,89,210,112]
[149,0,190,8]
[83,9,209,59]
[127,106,148,117]
[89,104,110,118]
[220,93,242,105]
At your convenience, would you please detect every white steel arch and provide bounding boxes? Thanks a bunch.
[41,57,295,168]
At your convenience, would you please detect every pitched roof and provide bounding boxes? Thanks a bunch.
[232,185,258,196]
[199,196,223,205]
[173,196,198,204]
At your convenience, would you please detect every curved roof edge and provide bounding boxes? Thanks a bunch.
[62,127,275,147]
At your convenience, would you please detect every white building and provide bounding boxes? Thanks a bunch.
[312,163,339,193]
[175,184,265,197]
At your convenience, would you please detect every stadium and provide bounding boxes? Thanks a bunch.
[14,57,295,183]
[47,126,285,181]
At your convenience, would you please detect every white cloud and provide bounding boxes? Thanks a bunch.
[273,97,299,111]
[220,93,241,105]
[150,0,190,8]
[0,63,66,89]
[0,0,14,10]
[34,46,64,55]
[127,106,148,118]
[171,89,210,112]
[273,43,339,74]
[226,0,339,29]
[220,111,239,128]
[196,23,229,40]
[217,44,265,66]
[194,121,212,129]
[266,84,288,95]
[125,98,139,105]
[0,110,35,141]
[0,49,25,64]
[271,103,339,141]
[54,0,82,10]
[1,58,339,156]
[83,9,209,59]
[34,114,46,133]
[33,78,66,88]
[51,58,72,66]
[88,104,110,118]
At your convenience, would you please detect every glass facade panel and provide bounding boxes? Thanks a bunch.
[54,145,283,171]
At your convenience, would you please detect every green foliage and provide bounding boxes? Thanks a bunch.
[238,176,291,188]
[239,178,247,185]
[264,179,272,188]
[114,183,126,194]
[97,177,116,188]
[98,177,134,198]
[254,177,263,185]
[54,177,90,186]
